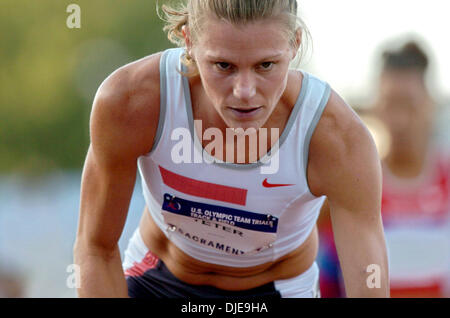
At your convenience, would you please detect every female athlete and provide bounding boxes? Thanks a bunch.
[74,0,389,298]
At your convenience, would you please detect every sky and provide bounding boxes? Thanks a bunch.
[298,0,450,104]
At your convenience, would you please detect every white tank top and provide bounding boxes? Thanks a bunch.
[137,48,331,267]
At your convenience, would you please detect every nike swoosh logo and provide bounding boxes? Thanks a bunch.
[262,179,295,188]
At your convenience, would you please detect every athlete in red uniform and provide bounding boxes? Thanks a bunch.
[317,40,450,298]
[375,41,450,297]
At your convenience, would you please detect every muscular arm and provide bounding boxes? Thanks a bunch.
[308,91,389,297]
[73,54,160,297]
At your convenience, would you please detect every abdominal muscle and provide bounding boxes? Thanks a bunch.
[138,205,319,291]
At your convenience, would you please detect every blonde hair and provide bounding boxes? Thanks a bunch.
[159,0,311,76]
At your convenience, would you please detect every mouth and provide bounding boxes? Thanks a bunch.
[227,106,263,119]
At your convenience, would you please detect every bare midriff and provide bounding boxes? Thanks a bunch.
[138,205,319,291]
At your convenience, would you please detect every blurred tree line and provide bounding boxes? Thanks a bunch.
[0,0,173,175]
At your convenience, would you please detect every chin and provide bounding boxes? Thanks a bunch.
[221,111,268,133]
[232,125,260,135]
[225,118,265,133]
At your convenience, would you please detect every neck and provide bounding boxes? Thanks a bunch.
[385,138,430,178]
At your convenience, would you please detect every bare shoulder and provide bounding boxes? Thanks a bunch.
[307,89,381,203]
[90,52,163,162]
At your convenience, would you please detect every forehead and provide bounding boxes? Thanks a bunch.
[380,70,426,98]
[194,17,291,61]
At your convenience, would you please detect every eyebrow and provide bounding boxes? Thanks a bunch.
[205,53,284,62]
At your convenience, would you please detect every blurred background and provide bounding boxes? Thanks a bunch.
[0,0,448,297]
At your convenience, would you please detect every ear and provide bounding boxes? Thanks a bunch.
[182,25,193,55]
[294,28,302,57]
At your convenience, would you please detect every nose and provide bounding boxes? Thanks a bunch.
[233,71,256,102]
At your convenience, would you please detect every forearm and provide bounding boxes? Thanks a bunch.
[74,243,129,298]
[333,223,390,297]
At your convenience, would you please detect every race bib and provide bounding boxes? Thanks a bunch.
[161,193,279,255]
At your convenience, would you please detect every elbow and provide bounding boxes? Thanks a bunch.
[73,235,119,262]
